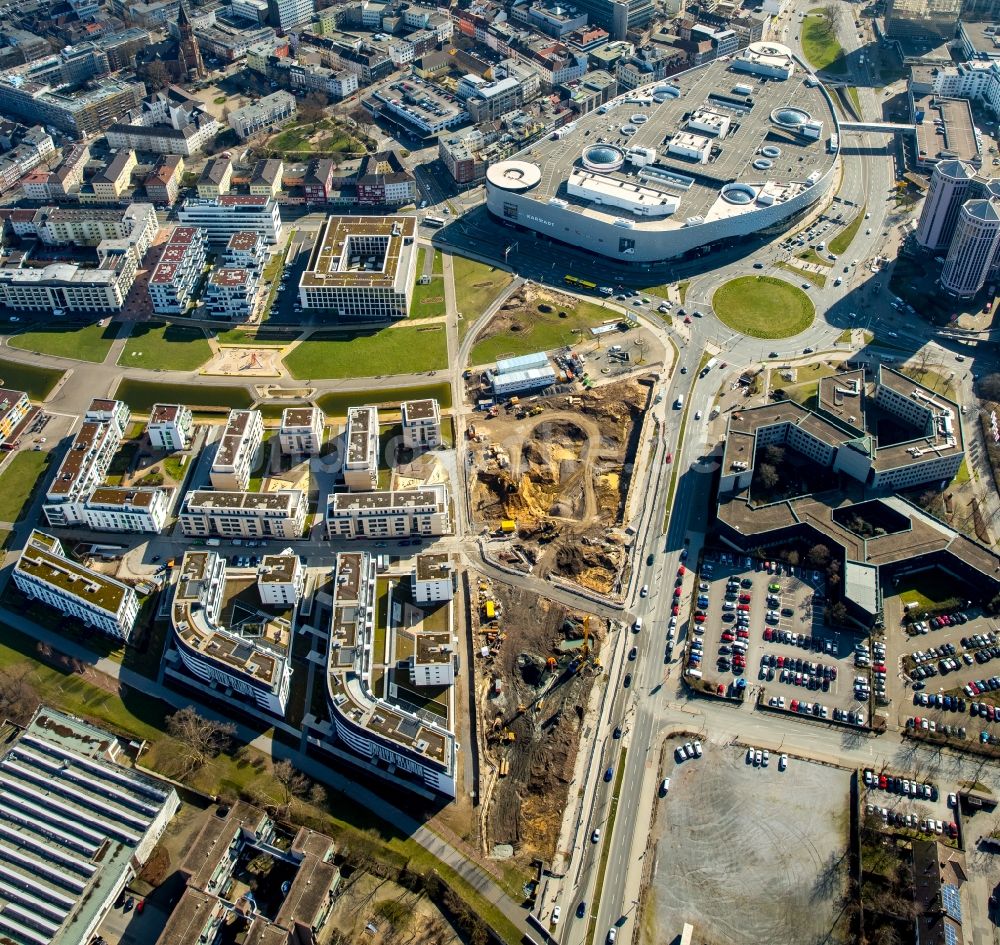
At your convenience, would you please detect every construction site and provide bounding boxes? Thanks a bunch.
[474,574,609,866]
[469,376,653,594]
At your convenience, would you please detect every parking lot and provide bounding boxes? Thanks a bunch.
[644,739,851,945]
[690,554,867,722]
[861,767,958,843]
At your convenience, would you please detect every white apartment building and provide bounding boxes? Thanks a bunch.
[0,388,30,448]
[37,204,158,257]
[223,230,267,274]
[412,552,454,604]
[257,552,304,606]
[279,406,324,455]
[180,489,306,539]
[343,405,379,491]
[178,196,283,246]
[325,484,451,539]
[401,398,441,450]
[44,399,129,525]
[172,550,293,715]
[229,91,297,140]
[202,265,261,321]
[211,408,264,490]
[147,403,194,451]
[411,631,456,686]
[266,0,314,28]
[79,486,172,533]
[148,225,207,314]
[14,530,140,640]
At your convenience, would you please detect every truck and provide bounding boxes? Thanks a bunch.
[700,357,718,377]
[599,286,613,296]
[206,538,222,547]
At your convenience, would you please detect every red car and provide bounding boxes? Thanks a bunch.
[674,587,682,598]
[776,656,785,667]
[790,699,799,711]
[879,774,887,789]
[739,594,752,603]
[694,614,706,623]
[737,604,750,612]
[666,452,673,464]
[717,683,725,695]
[672,604,679,616]
[677,565,686,577]
[721,632,734,642]
[763,628,773,641]
[736,629,749,639]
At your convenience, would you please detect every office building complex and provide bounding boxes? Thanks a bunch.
[180,490,307,539]
[343,405,379,491]
[485,46,838,262]
[177,196,283,245]
[317,552,457,796]
[171,550,294,714]
[325,484,451,539]
[211,408,264,490]
[148,225,207,314]
[299,215,417,319]
[267,0,314,28]
[0,707,179,945]
[915,159,976,252]
[941,197,1000,297]
[147,403,194,451]
[401,398,442,450]
[0,73,145,136]
[280,406,325,455]
[14,531,140,639]
[885,0,960,41]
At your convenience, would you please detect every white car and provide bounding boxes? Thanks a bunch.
[592,828,601,843]
[551,907,561,926]
[660,778,670,794]
[640,584,649,597]
[778,753,788,771]
[747,748,754,764]
[694,410,702,420]
[607,929,617,944]
[762,749,770,767]
[948,793,957,808]
[693,740,703,758]
[683,742,693,758]
[754,749,762,766]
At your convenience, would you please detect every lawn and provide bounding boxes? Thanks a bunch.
[797,248,833,268]
[712,277,815,338]
[469,292,613,365]
[410,250,447,320]
[802,9,847,74]
[451,255,514,321]
[893,570,957,611]
[778,261,828,289]
[830,207,867,256]
[0,358,64,401]
[163,455,190,482]
[846,86,861,114]
[104,441,140,486]
[267,120,363,156]
[119,322,213,372]
[115,378,253,413]
[213,327,299,346]
[0,451,50,522]
[10,321,119,363]
[283,326,448,380]
[316,382,453,417]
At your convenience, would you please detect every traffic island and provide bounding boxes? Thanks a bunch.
[712,276,815,339]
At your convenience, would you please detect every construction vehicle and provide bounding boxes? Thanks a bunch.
[546,656,558,673]
[528,404,545,416]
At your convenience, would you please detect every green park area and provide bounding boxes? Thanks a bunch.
[119,322,213,372]
[452,256,514,328]
[114,378,253,414]
[213,327,299,346]
[829,207,866,256]
[316,382,453,417]
[802,8,847,75]
[0,358,64,401]
[410,248,447,320]
[10,321,119,363]
[470,290,613,364]
[284,325,448,380]
[713,277,815,338]
[0,451,50,523]
[267,119,364,156]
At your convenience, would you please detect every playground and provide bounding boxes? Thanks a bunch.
[203,346,285,377]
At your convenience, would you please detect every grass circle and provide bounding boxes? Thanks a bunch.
[712,276,815,339]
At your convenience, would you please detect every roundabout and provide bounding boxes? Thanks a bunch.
[711,277,815,339]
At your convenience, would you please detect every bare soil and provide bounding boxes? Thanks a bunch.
[470,377,651,593]
[475,575,607,866]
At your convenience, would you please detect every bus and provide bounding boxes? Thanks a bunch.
[564,274,598,290]
[423,216,445,228]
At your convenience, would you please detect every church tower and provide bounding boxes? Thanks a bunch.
[177,3,207,81]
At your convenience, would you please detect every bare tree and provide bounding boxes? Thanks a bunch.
[808,544,831,567]
[0,666,38,725]
[979,373,1000,402]
[757,462,780,490]
[166,706,236,774]
[273,759,311,813]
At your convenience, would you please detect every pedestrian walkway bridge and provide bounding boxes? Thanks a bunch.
[839,121,916,134]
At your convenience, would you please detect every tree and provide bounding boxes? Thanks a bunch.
[141,60,172,92]
[299,91,329,124]
[0,666,38,726]
[764,444,785,466]
[347,105,374,141]
[808,544,831,567]
[980,373,1000,402]
[273,759,310,813]
[166,706,236,775]
[757,462,780,490]
[820,3,838,31]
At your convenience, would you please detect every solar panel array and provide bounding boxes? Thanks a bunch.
[942,884,962,923]
[0,731,173,945]
[944,922,958,945]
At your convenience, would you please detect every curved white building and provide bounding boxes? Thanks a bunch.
[484,43,840,262]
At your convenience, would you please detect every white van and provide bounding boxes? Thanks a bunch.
[674,394,685,409]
